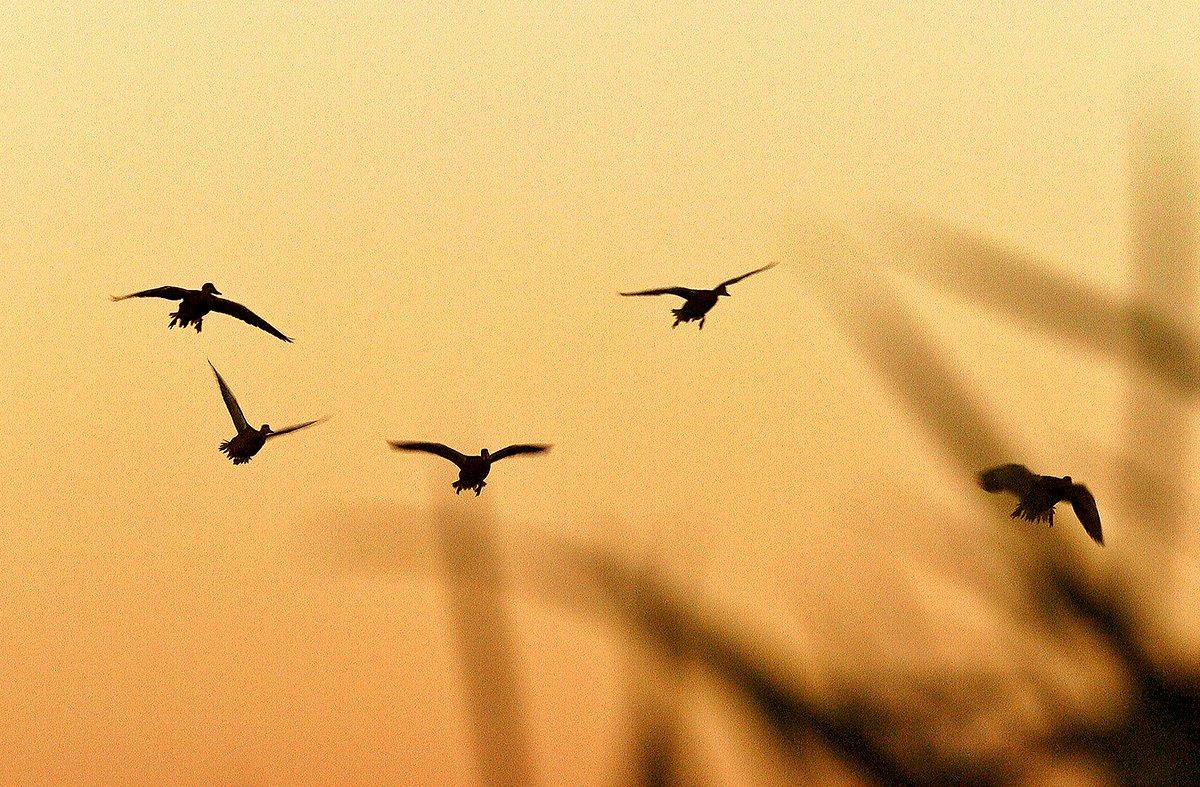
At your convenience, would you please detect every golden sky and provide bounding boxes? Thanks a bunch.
[2,2,1199,782]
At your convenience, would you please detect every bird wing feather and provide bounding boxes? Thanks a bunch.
[718,261,778,288]
[619,287,694,298]
[110,286,189,302]
[267,418,327,438]
[389,441,468,467]
[1067,484,1104,545]
[208,361,249,433]
[209,297,293,342]
[489,444,552,462]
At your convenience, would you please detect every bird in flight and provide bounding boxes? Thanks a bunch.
[620,262,778,329]
[389,441,551,495]
[208,361,324,465]
[111,283,293,342]
[978,463,1103,545]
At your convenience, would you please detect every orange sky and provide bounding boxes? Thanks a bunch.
[2,2,1198,782]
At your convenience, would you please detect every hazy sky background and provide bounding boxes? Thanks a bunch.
[2,2,1198,782]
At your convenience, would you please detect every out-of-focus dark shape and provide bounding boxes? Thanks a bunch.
[389,441,551,496]
[433,500,533,787]
[1123,82,1197,530]
[978,464,1103,545]
[797,222,1011,478]
[1044,560,1200,784]
[882,216,1200,397]
[620,262,779,329]
[322,498,533,786]
[628,624,687,787]
[563,545,1012,785]
[111,282,294,342]
[881,84,1199,533]
[799,78,1200,785]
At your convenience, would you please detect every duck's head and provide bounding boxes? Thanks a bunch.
[201,282,222,295]
[261,424,273,435]
[481,448,491,460]
[715,284,731,296]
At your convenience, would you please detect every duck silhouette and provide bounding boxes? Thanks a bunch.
[112,283,293,342]
[208,361,324,464]
[620,262,778,329]
[389,441,551,495]
[978,463,1103,545]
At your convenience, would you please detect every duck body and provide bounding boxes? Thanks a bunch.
[170,286,221,332]
[219,426,269,465]
[669,289,721,328]
[1007,474,1073,525]
[453,453,493,495]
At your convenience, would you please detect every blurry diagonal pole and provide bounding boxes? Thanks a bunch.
[325,498,534,784]
[1124,80,1198,534]
[562,546,1033,783]
[433,499,533,787]
[794,221,1012,480]
[881,216,1200,397]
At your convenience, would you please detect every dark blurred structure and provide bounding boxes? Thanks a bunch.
[799,81,1200,784]
[326,86,1200,787]
[328,499,532,786]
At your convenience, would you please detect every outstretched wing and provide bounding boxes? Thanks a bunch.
[1067,484,1104,545]
[978,463,1037,496]
[208,361,249,432]
[110,286,189,302]
[267,417,327,439]
[489,444,552,462]
[389,441,468,467]
[209,297,293,342]
[619,286,694,298]
[718,261,778,288]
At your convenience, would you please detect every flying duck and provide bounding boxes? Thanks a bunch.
[209,361,324,464]
[978,463,1103,545]
[620,262,778,329]
[112,283,293,342]
[389,441,551,495]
